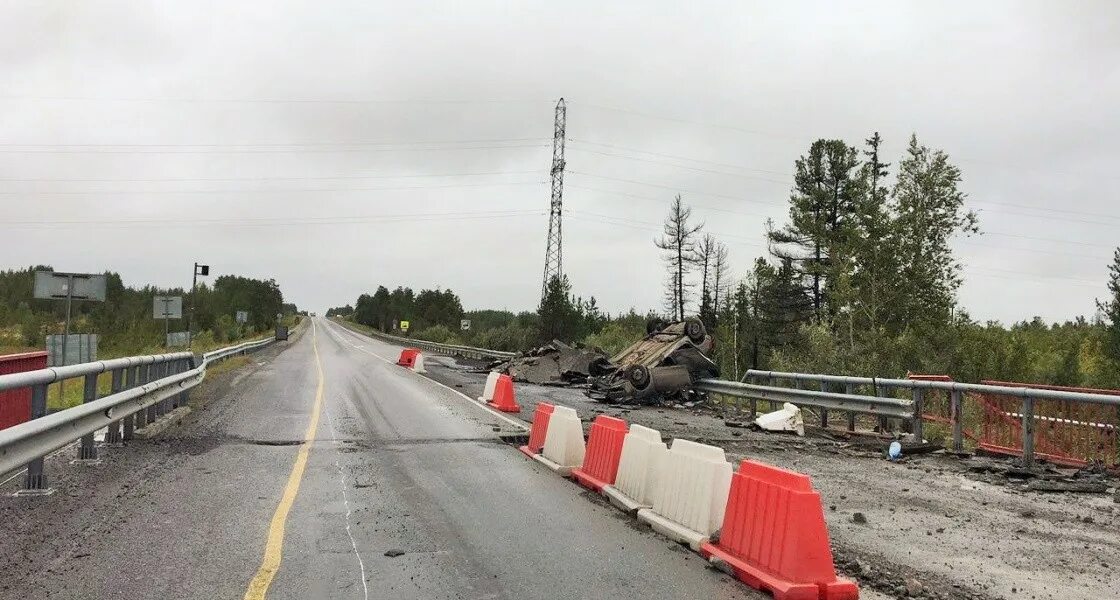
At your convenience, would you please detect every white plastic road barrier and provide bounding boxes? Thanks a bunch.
[478,371,500,403]
[411,352,427,374]
[754,402,805,436]
[636,438,732,551]
[533,405,585,476]
[603,424,667,513]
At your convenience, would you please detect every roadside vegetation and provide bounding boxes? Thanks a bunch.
[329,134,1120,388]
[0,267,301,410]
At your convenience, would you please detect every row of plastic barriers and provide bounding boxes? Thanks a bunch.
[518,402,859,600]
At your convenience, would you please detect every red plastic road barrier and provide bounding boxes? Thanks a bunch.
[0,351,47,430]
[487,374,521,413]
[519,402,554,457]
[701,460,858,600]
[396,348,420,368]
[572,415,629,492]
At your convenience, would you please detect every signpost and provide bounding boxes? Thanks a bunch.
[188,263,209,349]
[153,296,183,348]
[235,311,249,324]
[33,271,106,404]
[460,319,471,331]
[399,320,410,332]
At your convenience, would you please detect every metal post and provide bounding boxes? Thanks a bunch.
[105,368,124,444]
[189,264,198,349]
[950,389,964,452]
[78,373,99,461]
[846,383,856,432]
[819,380,829,429]
[144,363,157,426]
[175,358,188,408]
[22,383,51,493]
[1021,395,1035,467]
[57,276,74,412]
[122,366,137,440]
[911,387,924,442]
[876,381,890,433]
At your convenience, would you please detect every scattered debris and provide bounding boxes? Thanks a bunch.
[851,512,868,525]
[1026,479,1109,494]
[888,441,902,461]
[585,318,719,405]
[753,402,805,436]
[490,340,606,385]
[384,549,406,557]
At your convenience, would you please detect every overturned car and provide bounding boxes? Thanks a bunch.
[586,318,719,404]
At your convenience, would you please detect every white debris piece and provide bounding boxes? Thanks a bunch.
[754,402,805,436]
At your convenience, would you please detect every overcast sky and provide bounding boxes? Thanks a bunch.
[2,1,1118,323]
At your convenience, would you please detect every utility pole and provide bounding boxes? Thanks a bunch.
[540,98,567,303]
[188,263,209,349]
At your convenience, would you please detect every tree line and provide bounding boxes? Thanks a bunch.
[0,267,292,355]
[330,132,1120,388]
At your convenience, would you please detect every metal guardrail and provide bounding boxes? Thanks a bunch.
[694,379,914,420]
[339,321,516,361]
[0,336,277,494]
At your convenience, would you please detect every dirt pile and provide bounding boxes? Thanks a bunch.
[490,340,606,385]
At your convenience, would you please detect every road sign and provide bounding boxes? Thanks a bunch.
[400,320,410,331]
[236,311,249,324]
[153,296,183,319]
[461,319,471,331]
[33,271,107,301]
[166,331,190,347]
[46,334,97,367]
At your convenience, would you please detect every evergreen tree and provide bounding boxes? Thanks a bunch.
[1097,248,1120,365]
[769,139,863,323]
[538,275,582,342]
[891,134,979,329]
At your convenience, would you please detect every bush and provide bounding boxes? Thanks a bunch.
[411,325,461,345]
[583,319,646,356]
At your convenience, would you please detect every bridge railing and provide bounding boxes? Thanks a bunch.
[0,336,277,494]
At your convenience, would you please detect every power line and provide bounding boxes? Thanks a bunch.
[0,180,545,196]
[568,145,792,185]
[0,95,556,105]
[0,142,551,155]
[0,137,548,148]
[1,209,546,229]
[0,170,540,184]
[567,170,782,207]
[567,183,775,220]
[569,138,793,177]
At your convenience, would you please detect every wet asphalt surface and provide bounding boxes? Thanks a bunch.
[0,319,770,600]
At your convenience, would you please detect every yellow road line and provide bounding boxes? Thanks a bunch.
[243,319,325,600]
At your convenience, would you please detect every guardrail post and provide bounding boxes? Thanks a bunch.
[21,383,52,494]
[176,358,190,408]
[123,366,137,440]
[876,383,890,434]
[1021,395,1035,467]
[819,379,829,428]
[911,387,924,442]
[950,389,964,453]
[77,373,100,462]
[144,363,157,427]
[845,383,856,432]
[105,368,124,444]
[749,375,762,418]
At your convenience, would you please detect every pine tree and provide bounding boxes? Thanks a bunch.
[891,134,979,329]
[694,233,718,327]
[538,275,581,342]
[655,195,704,321]
[1097,248,1120,364]
[769,139,863,323]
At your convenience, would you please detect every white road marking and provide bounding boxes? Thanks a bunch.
[321,320,528,431]
[324,406,370,600]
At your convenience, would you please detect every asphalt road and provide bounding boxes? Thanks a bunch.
[0,318,757,600]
